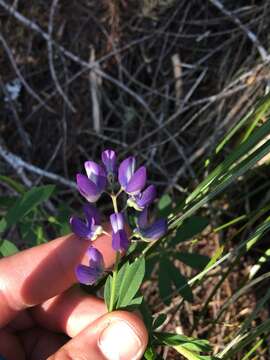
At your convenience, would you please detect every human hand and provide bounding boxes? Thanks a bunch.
[0,233,148,359]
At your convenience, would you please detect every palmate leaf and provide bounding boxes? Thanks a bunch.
[105,258,146,311]
[175,253,210,270]
[155,332,211,352]
[117,257,145,308]
[4,185,55,230]
[0,196,17,209]
[143,346,157,360]
[0,239,19,257]
[104,275,113,310]
[155,332,215,360]
[144,346,163,360]
[170,216,209,245]
[158,194,172,217]
[152,314,167,330]
[158,258,193,304]
[173,347,215,360]
[158,259,173,305]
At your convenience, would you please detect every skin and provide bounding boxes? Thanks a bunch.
[0,232,148,359]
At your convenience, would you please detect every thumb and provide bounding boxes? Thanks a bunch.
[49,310,148,360]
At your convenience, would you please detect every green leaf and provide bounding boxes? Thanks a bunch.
[0,196,17,209]
[169,115,270,232]
[117,257,145,308]
[20,221,37,244]
[173,346,214,360]
[104,275,112,311]
[175,253,210,270]
[107,261,137,311]
[139,301,153,332]
[153,314,167,329]
[107,261,130,309]
[155,332,211,352]
[159,258,193,303]
[127,296,144,307]
[158,194,172,217]
[155,332,215,360]
[158,260,173,305]
[144,346,157,360]
[170,266,193,303]
[145,255,158,279]
[5,185,55,228]
[0,218,7,233]
[55,204,73,236]
[35,225,47,244]
[0,175,26,194]
[171,216,209,245]
[0,239,19,256]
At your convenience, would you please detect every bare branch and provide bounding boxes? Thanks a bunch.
[0,32,54,112]
[0,142,76,189]
[48,0,76,113]
[209,0,269,61]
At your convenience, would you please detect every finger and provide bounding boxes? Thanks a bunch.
[49,310,148,360]
[0,329,25,360]
[19,327,67,360]
[0,231,115,327]
[31,287,107,337]
[6,310,34,332]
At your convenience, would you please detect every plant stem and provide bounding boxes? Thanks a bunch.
[108,192,120,311]
[111,194,119,213]
[109,251,120,311]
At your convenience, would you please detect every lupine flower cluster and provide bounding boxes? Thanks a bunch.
[70,150,167,285]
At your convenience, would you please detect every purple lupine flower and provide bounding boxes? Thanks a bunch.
[134,207,167,241]
[110,212,129,251]
[127,185,156,211]
[76,161,106,202]
[76,246,104,285]
[118,157,146,195]
[70,204,103,240]
[102,149,117,176]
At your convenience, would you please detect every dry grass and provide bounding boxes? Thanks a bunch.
[0,0,269,192]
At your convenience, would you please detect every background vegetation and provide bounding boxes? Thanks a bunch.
[1,1,270,359]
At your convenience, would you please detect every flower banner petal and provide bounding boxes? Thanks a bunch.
[118,157,135,189]
[76,174,100,202]
[125,166,147,195]
[102,149,117,175]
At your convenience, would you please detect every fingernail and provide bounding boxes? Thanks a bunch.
[98,320,143,360]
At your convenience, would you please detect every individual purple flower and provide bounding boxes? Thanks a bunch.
[102,149,117,176]
[134,207,167,241]
[110,212,129,251]
[127,185,156,211]
[76,161,106,202]
[76,246,104,285]
[70,203,103,240]
[118,157,146,195]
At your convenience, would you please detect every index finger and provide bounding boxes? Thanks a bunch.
[0,231,116,327]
